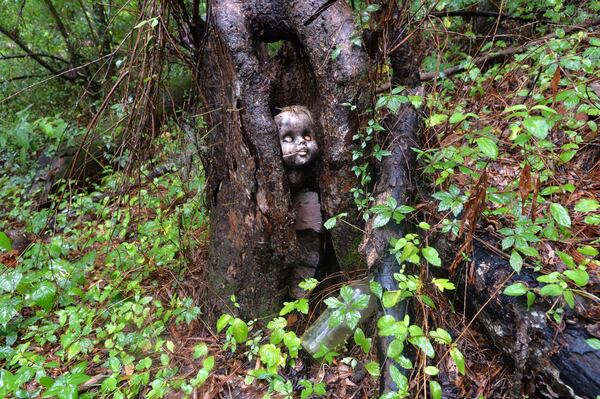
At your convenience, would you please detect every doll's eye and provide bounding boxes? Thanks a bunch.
[304,135,312,141]
[283,136,292,142]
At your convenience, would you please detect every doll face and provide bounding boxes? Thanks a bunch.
[275,110,319,168]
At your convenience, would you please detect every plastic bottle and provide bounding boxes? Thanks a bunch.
[301,279,377,357]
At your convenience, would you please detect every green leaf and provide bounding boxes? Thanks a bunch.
[377,315,406,337]
[295,298,309,314]
[422,247,441,267]
[585,338,600,350]
[523,116,549,139]
[279,301,297,316]
[432,278,455,292]
[557,251,576,268]
[428,114,448,127]
[574,198,599,212]
[449,112,466,124]
[386,339,404,360]
[194,344,208,359]
[503,282,528,296]
[331,46,342,60]
[313,382,326,395]
[340,285,355,303]
[509,251,523,274]
[203,356,215,372]
[370,280,382,299]
[450,347,466,375]
[101,375,117,392]
[299,278,319,292]
[578,245,599,257]
[526,291,536,309]
[324,217,337,230]
[584,215,600,225]
[539,284,563,297]
[549,203,571,227]
[0,298,18,328]
[29,281,56,310]
[419,294,436,309]
[430,380,442,399]
[389,365,408,390]
[0,232,12,251]
[373,212,391,228]
[563,269,589,287]
[430,328,452,345]
[503,104,528,114]
[563,289,575,309]
[192,369,209,387]
[476,137,499,159]
[216,314,233,333]
[424,366,439,376]
[418,222,431,230]
[364,361,380,377]
[259,344,281,368]
[382,290,403,308]
[324,296,343,309]
[408,95,423,108]
[230,318,249,343]
[354,328,371,354]
[0,271,22,293]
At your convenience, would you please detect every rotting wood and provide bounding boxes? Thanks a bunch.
[434,236,600,399]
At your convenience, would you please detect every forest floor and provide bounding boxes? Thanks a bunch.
[1,9,599,399]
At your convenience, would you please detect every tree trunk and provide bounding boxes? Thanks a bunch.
[198,0,371,317]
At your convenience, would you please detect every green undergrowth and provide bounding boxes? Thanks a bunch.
[0,134,209,398]
[419,21,600,319]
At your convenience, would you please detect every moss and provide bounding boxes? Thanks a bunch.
[337,234,366,271]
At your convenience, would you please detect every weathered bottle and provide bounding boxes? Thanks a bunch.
[301,280,377,357]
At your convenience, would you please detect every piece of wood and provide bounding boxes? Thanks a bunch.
[292,191,322,232]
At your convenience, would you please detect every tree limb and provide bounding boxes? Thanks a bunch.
[0,24,70,78]
[76,0,101,52]
[1,74,47,83]
[92,1,112,56]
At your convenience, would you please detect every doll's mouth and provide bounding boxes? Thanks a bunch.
[298,151,308,156]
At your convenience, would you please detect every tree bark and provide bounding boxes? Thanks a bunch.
[198,0,370,317]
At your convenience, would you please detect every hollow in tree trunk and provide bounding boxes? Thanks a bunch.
[199,0,375,317]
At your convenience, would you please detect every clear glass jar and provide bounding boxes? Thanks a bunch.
[301,279,377,357]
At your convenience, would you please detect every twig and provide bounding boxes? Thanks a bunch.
[429,9,534,22]
[0,53,68,63]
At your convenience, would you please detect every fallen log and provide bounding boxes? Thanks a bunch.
[437,236,600,398]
